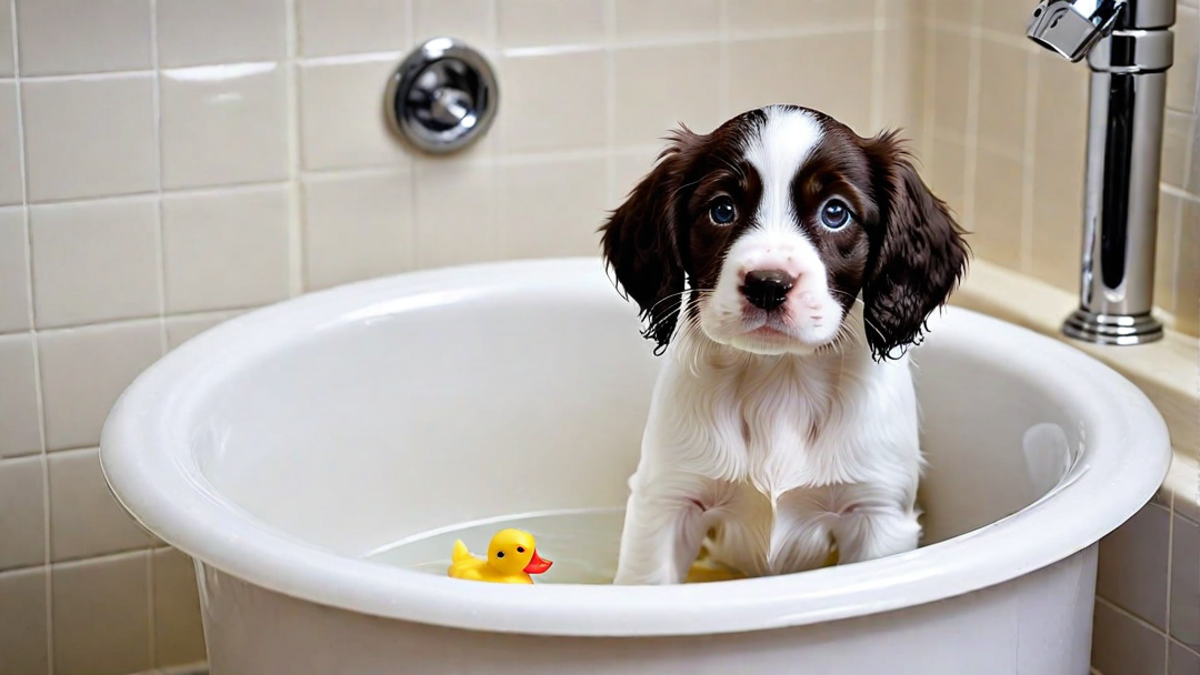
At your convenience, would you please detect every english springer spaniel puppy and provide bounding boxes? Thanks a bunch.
[601,104,969,585]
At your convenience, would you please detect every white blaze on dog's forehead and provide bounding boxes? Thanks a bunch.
[743,106,823,237]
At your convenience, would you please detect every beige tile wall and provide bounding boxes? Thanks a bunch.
[920,0,1200,336]
[916,2,1200,674]
[0,1,919,673]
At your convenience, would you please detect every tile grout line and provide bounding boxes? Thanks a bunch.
[869,0,886,133]
[717,0,730,121]
[147,2,163,668]
[960,1,983,233]
[8,0,54,671]
[284,0,304,297]
[604,0,617,214]
[1097,596,1172,640]
[1020,48,1040,274]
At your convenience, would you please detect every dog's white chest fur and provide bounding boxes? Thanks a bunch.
[618,327,924,582]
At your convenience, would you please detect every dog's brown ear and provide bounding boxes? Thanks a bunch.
[600,128,700,353]
[861,132,970,361]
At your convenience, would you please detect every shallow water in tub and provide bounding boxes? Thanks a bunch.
[365,507,627,584]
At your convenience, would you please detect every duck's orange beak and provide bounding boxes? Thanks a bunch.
[523,550,552,574]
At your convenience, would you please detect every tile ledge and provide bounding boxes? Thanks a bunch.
[948,260,1198,516]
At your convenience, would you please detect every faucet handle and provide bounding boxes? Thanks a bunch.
[1027,0,1126,62]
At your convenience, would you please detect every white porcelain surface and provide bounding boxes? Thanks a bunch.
[160,64,289,189]
[20,75,157,202]
[99,257,1171,673]
[156,0,286,68]
[15,0,151,76]
[30,197,161,328]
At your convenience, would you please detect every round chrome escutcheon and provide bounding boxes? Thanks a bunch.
[385,38,498,154]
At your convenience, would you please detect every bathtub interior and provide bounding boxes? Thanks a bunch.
[187,281,1082,576]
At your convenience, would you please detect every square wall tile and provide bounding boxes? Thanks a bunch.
[1172,642,1200,675]
[154,548,206,668]
[931,0,978,25]
[1097,502,1172,630]
[981,0,1035,34]
[880,25,921,134]
[614,0,720,42]
[1031,53,1088,292]
[413,160,495,268]
[0,207,31,333]
[1173,513,1200,648]
[498,157,607,259]
[299,57,412,171]
[0,333,41,459]
[928,135,967,217]
[38,320,162,451]
[163,186,290,313]
[21,75,157,202]
[614,43,722,146]
[0,1,12,76]
[932,30,971,135]
[612,147,657,204]
[0,455,45,570]
[157,0,286,68]
[497,0,605,48]
[726,0,875,33]
[0,567,49,675]
[972,150,1023,269]
[0,82,21,205]
[414,0,492,48]
[1156,191,1181,317]
[52,552,151,675]
[15,0,151,76]
[298,0,410,57]
[302,170,414,291]
[1177,197,1200,336]
[166,310,242,350]
[30,197,160,328]
[497,50,607,153]
[1092,600,1168,675]
[1161,111,1194,191]
[161,63,289,189]
[49,447,157,562]
[728,32,874,132]
[1168,6,1198,113]
[977,40,1028,153]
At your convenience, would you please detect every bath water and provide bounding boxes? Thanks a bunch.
[366,507,627,584]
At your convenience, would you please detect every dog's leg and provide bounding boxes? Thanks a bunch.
[612,478,710,585]
[831,507,921,564]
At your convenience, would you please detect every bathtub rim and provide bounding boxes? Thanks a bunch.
[99,256,1172,638]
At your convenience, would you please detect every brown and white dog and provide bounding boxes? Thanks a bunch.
[601,104,969,585]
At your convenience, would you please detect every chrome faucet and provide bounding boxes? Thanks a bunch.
[1027,0,1175,345]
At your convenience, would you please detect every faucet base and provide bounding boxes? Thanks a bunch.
[1062,308,1164,345]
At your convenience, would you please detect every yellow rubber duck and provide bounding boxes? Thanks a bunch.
[448,529,553,584]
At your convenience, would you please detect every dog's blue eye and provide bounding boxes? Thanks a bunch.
[709,198,735,225]
[820,200,851,230]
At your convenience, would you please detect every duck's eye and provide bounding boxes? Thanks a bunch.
[709,197,735,225]
[820,199,851,230]
[516,547,525,553]
[496,551,505,558]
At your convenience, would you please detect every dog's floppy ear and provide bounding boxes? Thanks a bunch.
[600,128,700,353]
[861,132,970,361]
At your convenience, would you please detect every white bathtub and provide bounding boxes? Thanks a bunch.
[100,257,1171,675]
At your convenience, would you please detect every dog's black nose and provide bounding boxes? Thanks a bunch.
[741,270,794,311]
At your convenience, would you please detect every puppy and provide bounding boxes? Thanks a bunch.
[601,104,968,585]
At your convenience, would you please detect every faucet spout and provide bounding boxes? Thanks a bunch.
[1026,0,1175,345]
[1026,0,1126,62]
